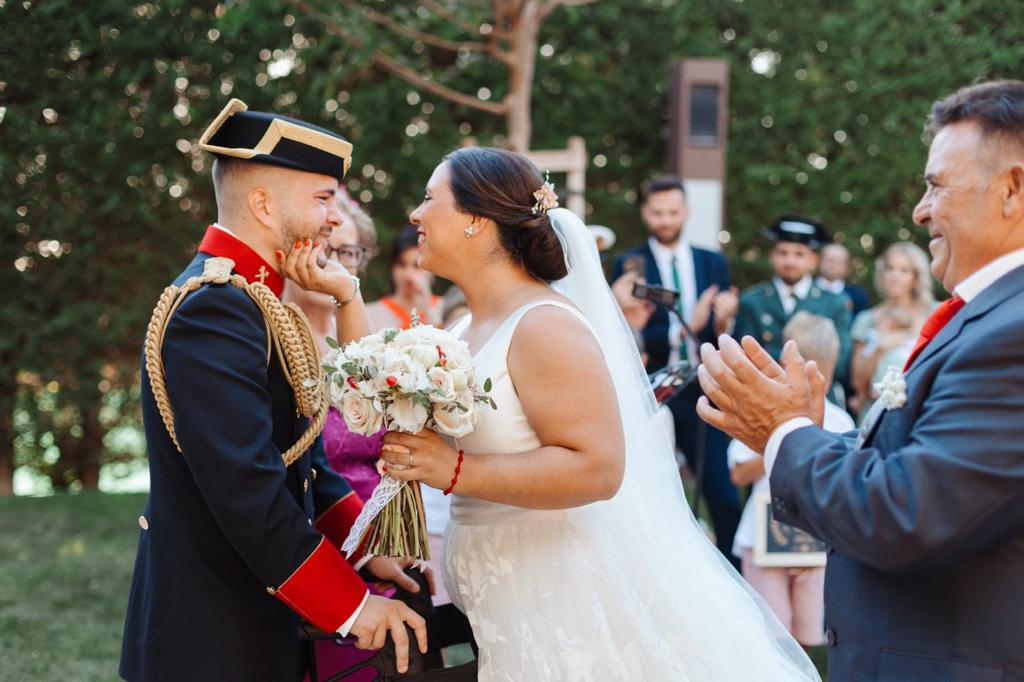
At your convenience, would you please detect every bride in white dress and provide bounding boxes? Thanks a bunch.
[380,147,820,681]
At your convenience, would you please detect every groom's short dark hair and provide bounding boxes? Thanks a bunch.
[926,80,1024,150]
[640,175,686,204]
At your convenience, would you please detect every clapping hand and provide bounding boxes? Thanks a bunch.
[712,286,739,335]
[687,285,720,338]
[695,335,827,453]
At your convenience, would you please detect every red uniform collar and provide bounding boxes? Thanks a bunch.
[197,225,284,298]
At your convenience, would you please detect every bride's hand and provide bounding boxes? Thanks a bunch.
[380,429,461,491]
[364,556,436,596]
[276,239,357,301]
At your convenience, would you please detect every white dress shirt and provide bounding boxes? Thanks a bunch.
[773,275,813,316]
[764,247,1024,475]
[648,236,699,364]
[815,276,846,295]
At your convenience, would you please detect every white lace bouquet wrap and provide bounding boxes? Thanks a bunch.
[323,320,495,560]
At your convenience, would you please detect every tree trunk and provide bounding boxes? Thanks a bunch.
[0,440,13,496]
[51,404,103,491]
[74,405,103,490]
[0,379,16,495]
[505,1,541,151]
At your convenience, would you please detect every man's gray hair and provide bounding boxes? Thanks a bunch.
[926,80,1024,149]
[783,312,840,371]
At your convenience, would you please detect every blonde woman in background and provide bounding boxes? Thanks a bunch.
[849,242,936,419]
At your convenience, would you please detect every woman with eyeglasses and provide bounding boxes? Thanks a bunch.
[284,193,435,680]
[284,192,378,353]
[365,225,444,330]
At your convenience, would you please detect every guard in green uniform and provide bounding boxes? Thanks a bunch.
[734,214,852,384]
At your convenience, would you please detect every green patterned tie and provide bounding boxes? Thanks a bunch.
[671,256,690,363]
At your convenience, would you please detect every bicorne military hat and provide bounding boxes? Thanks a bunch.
[199,99,352,181]
[764,213,831,249]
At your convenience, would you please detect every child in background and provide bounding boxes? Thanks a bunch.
[728,312,855,647]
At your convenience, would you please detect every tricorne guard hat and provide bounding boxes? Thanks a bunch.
[199,98,352,181]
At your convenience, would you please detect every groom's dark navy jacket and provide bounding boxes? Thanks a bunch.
[121,227,367,682]
[771,264,1024,681]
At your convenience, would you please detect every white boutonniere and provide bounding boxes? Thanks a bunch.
[875,365,907,410]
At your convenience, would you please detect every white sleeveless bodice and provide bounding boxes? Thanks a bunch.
[446,300,589,526]
[440,300,819,682]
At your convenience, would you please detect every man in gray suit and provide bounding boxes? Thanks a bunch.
[696,80,1024,681]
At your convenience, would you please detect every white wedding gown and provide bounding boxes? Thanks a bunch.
[443,280,819,679]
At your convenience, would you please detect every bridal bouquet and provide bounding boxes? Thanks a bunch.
[322,317,495,560]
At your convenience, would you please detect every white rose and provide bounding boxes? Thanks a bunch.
[327,374,348,406]
[354,378,379,398]
[322,347,343,368]
[455,389,476,415]
[343,333,388,365]
[395,332,444,370]
[442,342,473,373]
[426,367,457,404]
[448,368,470,392]
[341,392,384,436]
[382,349,430,394]
[413,343,444,370]
[433,405,477,438]
[398,324,445,346]
[387,396,429,433]
[445,351,476,391]
[324,349,350,375]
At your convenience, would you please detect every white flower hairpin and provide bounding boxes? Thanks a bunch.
[532,171,559,215]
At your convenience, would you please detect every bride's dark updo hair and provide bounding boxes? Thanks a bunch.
[444,147,568,282]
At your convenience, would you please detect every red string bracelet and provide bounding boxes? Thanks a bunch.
[443,449,464,496]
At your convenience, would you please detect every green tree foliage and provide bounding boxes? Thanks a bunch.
[2,0,1020,489]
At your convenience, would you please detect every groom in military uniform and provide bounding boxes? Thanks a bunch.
[120,100,426,681]
[734,215,852,387]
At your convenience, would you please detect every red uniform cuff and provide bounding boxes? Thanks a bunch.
[315,491,363,550]
[272,537,367,632]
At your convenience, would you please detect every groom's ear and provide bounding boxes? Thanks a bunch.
[248,186,276,230]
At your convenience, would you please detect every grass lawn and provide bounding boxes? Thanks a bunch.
[0,491,829,680]
[0,492,146,681]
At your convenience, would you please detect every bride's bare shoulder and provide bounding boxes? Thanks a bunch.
[507,300,601,367]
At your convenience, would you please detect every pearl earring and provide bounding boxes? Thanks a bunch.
[464,225,475,238]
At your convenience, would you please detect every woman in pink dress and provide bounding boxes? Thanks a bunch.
[285,193,423,681]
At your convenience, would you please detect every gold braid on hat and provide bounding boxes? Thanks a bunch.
[143,257,326,467]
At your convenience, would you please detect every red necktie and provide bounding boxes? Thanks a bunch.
[903,295,965,371]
